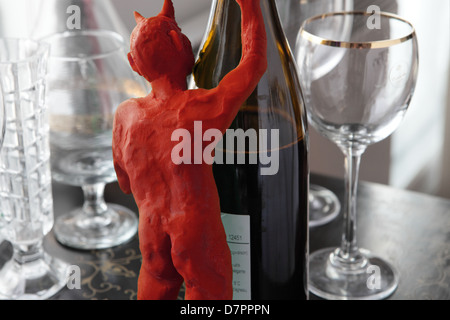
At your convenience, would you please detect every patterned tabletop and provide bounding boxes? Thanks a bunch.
[1,174,448,300]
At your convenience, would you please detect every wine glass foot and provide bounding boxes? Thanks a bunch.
[309,185,340,227]
[309,247,399,300]
[54,204,138,250]
[0,252,68,300]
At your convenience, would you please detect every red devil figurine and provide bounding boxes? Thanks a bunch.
[112,0,267,300]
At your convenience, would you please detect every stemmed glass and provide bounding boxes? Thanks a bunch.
[0,38,68,299]
[296,12,418,299]
[278,0,354,227]
[44,30,148,250]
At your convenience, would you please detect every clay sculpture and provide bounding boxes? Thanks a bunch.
[112,0,267,300]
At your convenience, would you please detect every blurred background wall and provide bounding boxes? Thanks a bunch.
[112,0,450,199]
[0,0,448,198]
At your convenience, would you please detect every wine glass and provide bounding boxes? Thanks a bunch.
[43,30,148,250]
[278,0,354,227]
[296,12,418,299]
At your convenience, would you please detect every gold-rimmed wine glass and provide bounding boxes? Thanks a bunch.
[296,11,418,299]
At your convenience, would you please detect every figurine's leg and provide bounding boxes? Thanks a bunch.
[170,212,233,300]
[138,214,183,300]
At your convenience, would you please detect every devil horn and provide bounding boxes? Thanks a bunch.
[159,0,175,19]
[134,11,146,24]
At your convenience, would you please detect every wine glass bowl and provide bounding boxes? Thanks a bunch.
[46,30,141,186]
[44,30,148,250]
[297,11,418,299]
[299,12,418,153]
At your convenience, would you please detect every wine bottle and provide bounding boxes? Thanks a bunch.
[191,0,309,300]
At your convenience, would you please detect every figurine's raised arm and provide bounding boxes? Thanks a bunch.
[183,0,267,131]
[213,0,267,110]
[112,0,267,300]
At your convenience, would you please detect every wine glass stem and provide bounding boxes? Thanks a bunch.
[82,183,108,216]
[339,147,365,260]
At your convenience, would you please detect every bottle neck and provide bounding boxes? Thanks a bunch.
[221,0,289,54]
[210,0,283,34]
[193,0,307,151]
[195,0,290,88]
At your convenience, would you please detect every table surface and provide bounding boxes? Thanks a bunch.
[1,173,449,300]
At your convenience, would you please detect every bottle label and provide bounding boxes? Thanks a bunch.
[221,213,251,300]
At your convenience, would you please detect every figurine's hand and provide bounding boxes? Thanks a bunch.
[197,0,266,129]
[235,0,259,9]
[235,0,259,6]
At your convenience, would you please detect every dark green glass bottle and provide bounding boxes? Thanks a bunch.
[191,0,309,300]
